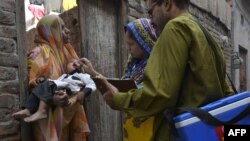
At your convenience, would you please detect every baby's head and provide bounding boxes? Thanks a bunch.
[66,59,84,74]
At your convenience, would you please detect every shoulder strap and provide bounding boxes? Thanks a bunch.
[186,21,250,125]
[196,21,238,94]
[178,104,250,126]
[179,21,250,125]
[164,20,248,139]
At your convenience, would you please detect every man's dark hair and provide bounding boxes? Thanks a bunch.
[154,0,190,9]
[174,0,190,9]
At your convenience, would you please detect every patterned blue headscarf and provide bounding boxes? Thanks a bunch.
[122,18,157,84]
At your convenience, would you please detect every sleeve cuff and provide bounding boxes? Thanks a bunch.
[112,88,143,111]
[112,92,131,110]
[82,88,92,97]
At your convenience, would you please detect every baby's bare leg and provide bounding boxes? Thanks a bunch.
[24,100,48,122]
[12,109,31,119]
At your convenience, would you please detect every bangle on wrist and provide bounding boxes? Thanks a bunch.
[92,73,104,79]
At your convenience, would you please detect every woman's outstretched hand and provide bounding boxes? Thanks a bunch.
[79,57,119,109]
[79,58,99,77]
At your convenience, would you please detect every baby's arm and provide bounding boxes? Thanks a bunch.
[69,73,96,104]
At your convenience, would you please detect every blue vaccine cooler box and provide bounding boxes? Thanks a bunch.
[174,91,250,141]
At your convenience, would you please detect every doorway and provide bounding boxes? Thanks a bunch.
[19,0,128,141]
[78,0,127,141]
[239,47,248,92]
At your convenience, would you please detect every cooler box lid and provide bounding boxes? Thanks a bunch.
[174,91,250,123]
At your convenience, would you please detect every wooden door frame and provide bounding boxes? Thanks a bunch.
[16,0,31,140]
[78,1,128,141]
[117,0,129,77]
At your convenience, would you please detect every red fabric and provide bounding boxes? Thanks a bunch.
[215,126,224,141]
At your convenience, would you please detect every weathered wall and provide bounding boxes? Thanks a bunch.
[189,3,232,75]
[190,0,231,29]
[0,0,19,140]
[0,0,27,140]
[232,0,250,91]
[25,28,36,52]
[127,0,147,21]
[78,0,126,141]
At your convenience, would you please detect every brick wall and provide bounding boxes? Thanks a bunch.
[0,0,21,140]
